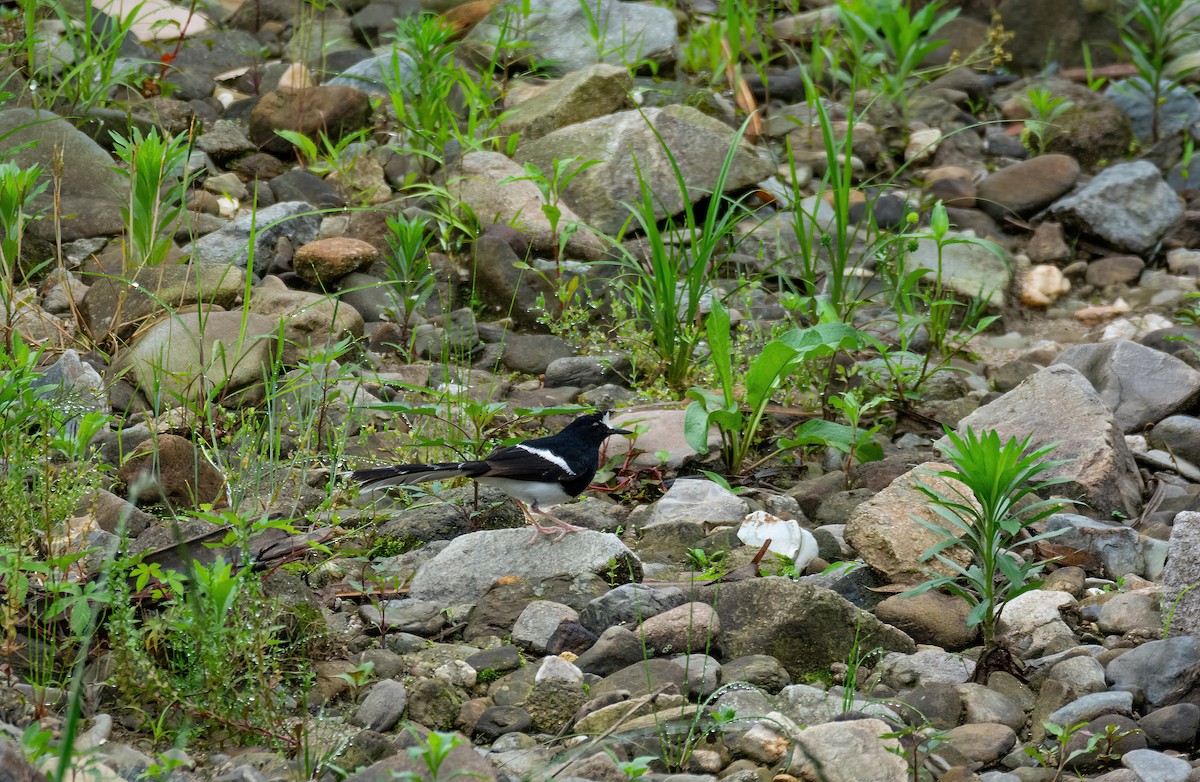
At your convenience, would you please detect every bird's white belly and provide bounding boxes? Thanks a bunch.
[479,477,573,508]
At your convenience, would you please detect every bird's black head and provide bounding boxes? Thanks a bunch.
[562,411,633,441]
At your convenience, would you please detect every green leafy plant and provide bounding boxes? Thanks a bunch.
[334,659,375,699]
[685,547,729,579]
[1026,720,1139,781]
[605,115,757,392]
[106,538,297,743]
[0,161,46,352]
[616,755,656,780]
[503,156,600,290]
[1119,0,1200,142]
[381,212,436,353]
[860,201,1001,405]
[274,127,371,179]
[684,298,868,474]
[394,728,482,781]
[381,14,508,163]
[836,0,959,108]
[19,0,151,112]
[902,428,1070,679]
[882,719,949,782]
[1020,88,1074,155]
[110,126,193,267]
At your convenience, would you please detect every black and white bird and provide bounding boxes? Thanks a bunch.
[352,411,632,542]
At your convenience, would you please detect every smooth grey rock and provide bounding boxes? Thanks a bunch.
[444,151,605,261]
[352,679,408,731]
[1137,702,1200,748]
[1107,77,1200,142]
[1045,514,1144,579]
[515,105,774,235]
[80,263,248,343]
[1106,636,1200,708]
[1052,341,1200,433]
[948,364,1144,518]
[467,0,677,77]
[786,718,907,781]
[579,582,687,634]
[720,655,791,693]
[574,625,645,676]
[908,232,1013,308]
[641,478,749,528]
[500,63,634,141]
[1098,592,1161,636]
[115,311,278,410]
[0,108,128,241]
[1120,748,1191,782]
[878,649,975,689]
[955,683,1025,731]
[326,49,414,96]
[186,201,321,276]
[544,354,631,388]
[703,578,915,680]
[511,601,592,656]
[1148,415,1200,465]
[638,602,718,657]
[1049,161,1183,254]
[1161,511,1200,637]
[358,599,444,636]
[673,653,721,698]
[997,589,1078,659]
[409,529,641,605]
[1045,656,1107,698]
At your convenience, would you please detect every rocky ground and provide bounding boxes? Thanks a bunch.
[6,0,1200,780]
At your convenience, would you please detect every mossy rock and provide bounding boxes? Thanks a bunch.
[699,577,916,679]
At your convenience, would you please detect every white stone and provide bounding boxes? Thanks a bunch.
[1021,264,1070,307]
[738,511,819,570]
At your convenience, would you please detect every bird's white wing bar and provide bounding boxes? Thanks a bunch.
[514,444,576,475]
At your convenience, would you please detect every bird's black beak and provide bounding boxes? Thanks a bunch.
[609,426,633,436]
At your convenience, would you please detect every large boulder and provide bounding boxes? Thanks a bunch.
[467,0,678,77]
[700,578,915,679]
[1049,161,1183,254]
[409,529,641,605]
[113,310,278,410]
[0,108,128,241]
[948,364,1143,519]
[443,151,604,260]
[844,462,973,583]
[1162,511,1200,637]
[79,262,246,343]
[1051,340,1200,433]
[514,105,773,235]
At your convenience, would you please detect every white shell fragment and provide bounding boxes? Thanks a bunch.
[738,510,820,572]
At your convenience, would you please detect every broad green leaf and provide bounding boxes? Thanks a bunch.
[684,401,712,454]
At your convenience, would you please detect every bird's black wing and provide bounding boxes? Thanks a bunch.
[477,444,579,481]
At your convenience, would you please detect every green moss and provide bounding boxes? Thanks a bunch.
[476,667,503,685]
[369,536,422,559]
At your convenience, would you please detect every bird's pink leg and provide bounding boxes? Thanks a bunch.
[512,499,585,543]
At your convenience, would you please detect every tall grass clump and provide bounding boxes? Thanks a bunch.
[106,511,308,744]
[0,161,45,352]
[110,126,194,267]
[904,428,1069,679]
[836,0,958,109]
[381,14,508,165]
[1119,0,1200,142]
[608,116,757,393]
